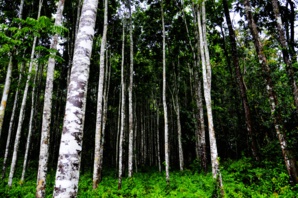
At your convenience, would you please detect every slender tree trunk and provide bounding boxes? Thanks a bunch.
[53,0,99,196]
[20,58,39,184]
[1,62,24,179]
[0,56,12,140]
[197,2,224,195]
[223,0,259,161]
[8,0,43,187]
[118,20,126,190]
[128,0,134,178]
[36,0,65,196]
[93,0,108,189]
[97,49,111,182]
[244,0,298,185]
[271,0,298,110]
[161,0,170,185]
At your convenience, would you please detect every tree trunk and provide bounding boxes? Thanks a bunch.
[128,0,134,178]
[223,0,258,161]
[0,56,12,140]
[197,2,224,195]
[53,0,99,196]
[93,0,108,189]
[20,59,39,184]
[271,0,298,110]
[118,20,126,190]
[8,0,43,187]
[243,0,298,185]
[161,0,170,185]
[36,0,66,196]
[1,61,24,179]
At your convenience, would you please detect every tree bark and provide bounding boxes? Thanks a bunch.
[197,2,224,195]
[53,0,99,196]
[128,0,134,178]
[223,0,259,161]
[36,0,65,196]
[271,0,298,110]
[118,20,126,190]
[8,0,43,187]
[161,0,170,185]
[243,0,298,185]
[20,57,39,184]
[0,56,13,140]
[93,0,108,189]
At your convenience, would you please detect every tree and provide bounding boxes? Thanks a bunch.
[161,0,170,185]
[223,0,258,160]
[118,17,126,190]
[53,0,99,196]
[128,0,134,178]
[8,0,43,187]
[93,0,108,189]
[36,0,66,196]
[243,0,298,184]
[197,1,224,195]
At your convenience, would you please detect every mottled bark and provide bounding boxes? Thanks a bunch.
[8,0,43,187]
[197,2,224,195]
[93,0,108,189]
[161,0,170,185]
[128,0,134,178]
[0,56,12,140]
[223,0,258,160]
[243,0,298,185]
[118,20,126,190]
[53,0,99,197]
[36,0,65,196]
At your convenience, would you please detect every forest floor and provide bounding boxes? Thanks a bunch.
[0,157,297,197]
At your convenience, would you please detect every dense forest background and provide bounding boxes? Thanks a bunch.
[0,0,298,197]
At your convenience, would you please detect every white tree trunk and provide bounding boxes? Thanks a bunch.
[118,20,126,190]
[36,0,65,196]
[1,62,24,179]
[128,0,134,178]
[93,0,108,189]
[21,59,39,183]
[197,2,224,195]
[0,56,13,140]
[53,0,98,197]
[8,0,43,187]
[161,0,170,184]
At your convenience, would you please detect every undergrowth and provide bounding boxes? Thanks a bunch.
[0,157,297,197]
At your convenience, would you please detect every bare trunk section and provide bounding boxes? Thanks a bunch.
[8,0,43,187]
[197,2,224,195]
[223,0,258,161]
[118,20,126,190]
[36,0,65,196]
[128,0,134,178]
[21,58,39,184]
[244,0,298,185]
[0,56,13,140]
[161,0,170,185]
[93,0,108,189]
[271,0,298,110]
[2,62,24,179]
[53,0,99,196]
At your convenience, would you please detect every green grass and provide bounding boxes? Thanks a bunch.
[0,157,297,197]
